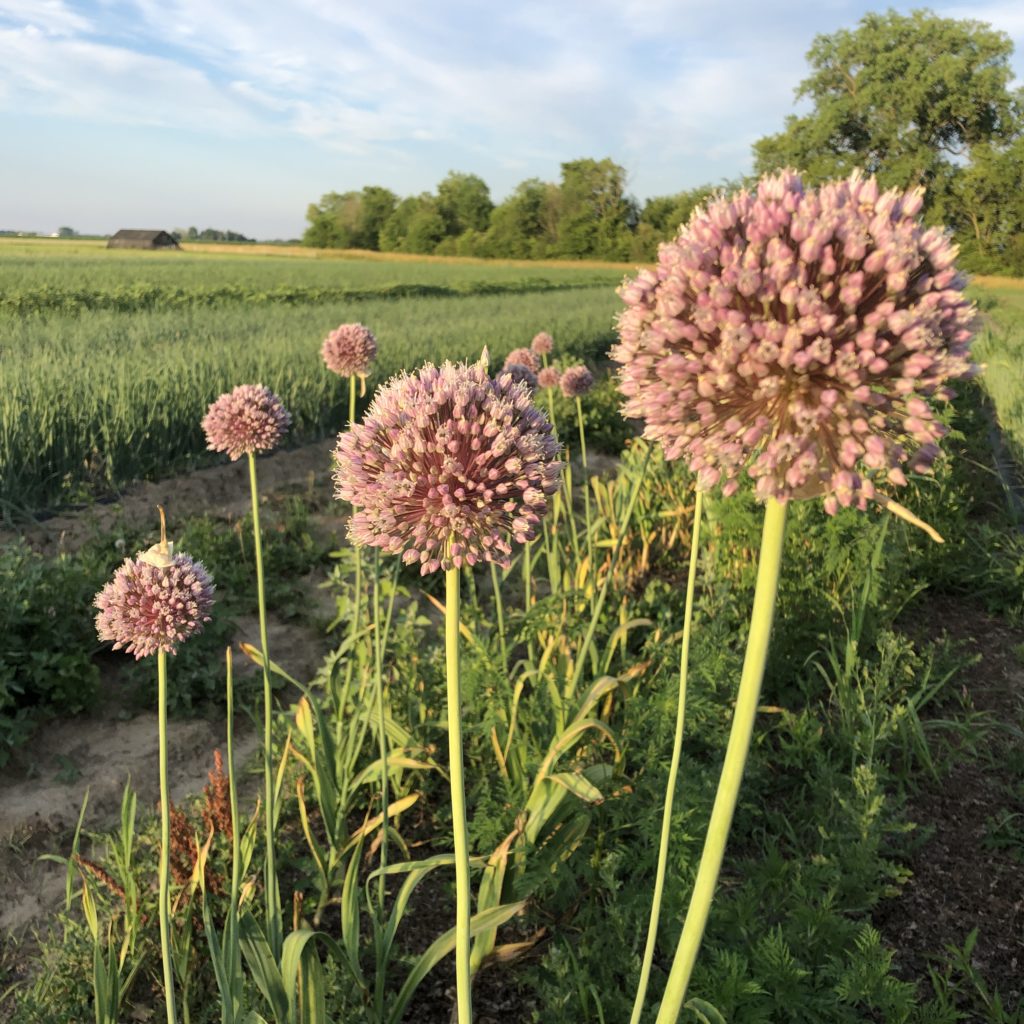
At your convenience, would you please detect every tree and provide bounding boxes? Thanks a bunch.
[479,178,560,259]
[754,10,1022,195]
[303,187,398,249]
[436,172,494,236]
[57,226,77,238]
[379,194,445,254]
[555,158,636,260]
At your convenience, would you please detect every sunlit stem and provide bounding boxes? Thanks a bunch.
[157,650,178,1024]
[630,490,703,1024]
[225,647,241,1023]
[247,451,281,959]
[490,561,508,672]
[565,448,651,704]
[349,374,364,672]
[575,396,593,601]
[445,566,473,1024]
[655,498,787,1023]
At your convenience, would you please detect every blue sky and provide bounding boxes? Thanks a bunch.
[1,1,1022,240]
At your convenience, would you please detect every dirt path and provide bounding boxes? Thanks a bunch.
[0,439,342,952]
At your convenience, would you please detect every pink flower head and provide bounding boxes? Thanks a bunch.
[202,384,292,461]
[538,366,561,390]
[560,365,595,399]
[333,356,562,574]
[95,553,215,659]
[501,363,539,392]
[531,332,554,356]
[503,347,539,373]
[322,322,378,378]
[612,169,976,512]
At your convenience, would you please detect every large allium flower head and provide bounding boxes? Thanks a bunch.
[560,364,595,399]
[94,509,215,659]
[612,168,977,514]
[202,384,292,461]
[333,354,562,574]
[501,363,539,392]
[538,366,561,390]
[531,331,554,356]
[503,347,539,373]
[321,322,378,378]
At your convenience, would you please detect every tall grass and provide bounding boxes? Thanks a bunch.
[0,276,620,514]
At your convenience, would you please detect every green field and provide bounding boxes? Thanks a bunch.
[0,240,627,516]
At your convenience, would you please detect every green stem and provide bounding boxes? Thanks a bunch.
[630,490,703,1024]
[575,396,593,601]
[348,373,357,428]
[157,650,178,1024]
[225,648,241,1023]
[248,452,281,960]
[445,567,473,1024]
[490,561,508,672]
[373,551,389,916]
[655,498,787,1023]
[522,542,535,664]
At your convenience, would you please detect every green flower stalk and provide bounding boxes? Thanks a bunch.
[203,384,292,958]
[630,490,703,1024]
[94,508,215,1024]
[333,355,561,1022]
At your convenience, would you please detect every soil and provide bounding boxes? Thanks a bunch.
[874,596,1024,1010]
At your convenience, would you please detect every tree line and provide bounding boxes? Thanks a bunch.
[304,9,1024,274]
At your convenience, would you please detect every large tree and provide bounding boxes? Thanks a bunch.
[555,157,636,260]
[754,9,1022,195]
[303,186,398,249]
[436,172,494,237]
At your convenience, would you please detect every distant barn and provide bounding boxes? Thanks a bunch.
[107,229,180,250]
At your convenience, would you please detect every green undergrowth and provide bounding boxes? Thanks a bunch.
[6,378,1023,1023]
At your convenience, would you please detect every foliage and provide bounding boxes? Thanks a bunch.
[753,9,1024,275]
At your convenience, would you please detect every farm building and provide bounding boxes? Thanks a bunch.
[107,229,180,250]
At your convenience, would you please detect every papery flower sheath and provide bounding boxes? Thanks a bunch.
[322,322,378,378]
[503,347,539,372]
[531,332,554,356]
[333,356,561,574]
[560,365,595,398]
[202,384,292,461]
[95,554,215,659]
[612,169,976,513]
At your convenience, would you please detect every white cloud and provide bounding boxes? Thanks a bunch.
[0,0,92,35]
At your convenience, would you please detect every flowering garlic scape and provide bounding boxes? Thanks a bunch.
[612,169,976,516]
[537,366,561,390]
[202,384,292,461]
[332,355,562,574]
[95,508,215,659]
[500,363,539,392]
[322,322,378,379]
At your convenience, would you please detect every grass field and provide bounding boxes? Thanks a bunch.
[0,240,628,516]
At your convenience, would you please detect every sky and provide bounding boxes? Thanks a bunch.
[1,1,1022,240]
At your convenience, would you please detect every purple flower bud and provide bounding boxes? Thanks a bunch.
[95,553,215,659]
[560,365,595,399]
[332,357,562,574]
[611,169,976,512]
[321,323,378,378]
[202,384,292,461]
[501,363,539,391]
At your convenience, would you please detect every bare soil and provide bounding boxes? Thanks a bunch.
[875,597,1024,1009]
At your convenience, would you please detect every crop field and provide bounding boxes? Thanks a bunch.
[0,240,627,515]
[2,238,1024,1024]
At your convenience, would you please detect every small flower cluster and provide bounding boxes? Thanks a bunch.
[560,365,595,399]
[333,357,561,573]
[202,384,292,461]
[538,366,561,390]
[322,322,378,378]
[531,331,554,356]
[612,169,976,511]
[503,347,539,372]
[95,553,215,659]
[501,363,539,391]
